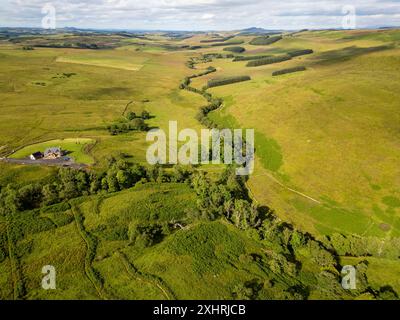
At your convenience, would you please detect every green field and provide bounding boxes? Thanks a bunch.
[56,53,146,71]
[10,138,95,164]
[1,28,400,300]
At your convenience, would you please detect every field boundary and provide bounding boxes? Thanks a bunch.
[117,251,176,300]
[71,204,109,300]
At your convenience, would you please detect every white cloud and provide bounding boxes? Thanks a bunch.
[0,0,400,30]
[201,13,215,19]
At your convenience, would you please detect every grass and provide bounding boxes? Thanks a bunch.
[9,138,95,164]
[202,30,400,239]
[56,54,146,71]
[0,42,205,172]
[1,29,400,299]
[1,182,291,300]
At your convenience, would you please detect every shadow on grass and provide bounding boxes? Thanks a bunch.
[312,45,393,65]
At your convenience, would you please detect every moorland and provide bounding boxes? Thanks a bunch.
[0,27,399,300]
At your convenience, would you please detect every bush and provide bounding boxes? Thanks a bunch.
[207,76,251,88]
[107,118,149,135]
[204,53,234,59]
[250,36,282,45]
[329,233,400,259]
[246,55,291,67]
[129,222,164,248]
[141,110,151,120]
[41,202,71,214]
[272,66,306,76]
[126,111,136,120]
[223,46,246,53]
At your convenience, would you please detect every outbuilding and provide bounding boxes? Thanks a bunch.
[30,152,43,160]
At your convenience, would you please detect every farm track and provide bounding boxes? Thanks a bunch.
[252,172,322,204]
[1,157,87,169]
[117,251,176,300]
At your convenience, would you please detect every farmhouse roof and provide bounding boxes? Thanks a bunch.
[45,147,61,154]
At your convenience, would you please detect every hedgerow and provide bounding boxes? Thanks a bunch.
[206,76,251,88]
[287,49,314,57]
[211,40,244,47]
[246,55,291,67]
[200,36,235,43]
[223,46,246,53]
[272,66,306,76]
[250,36,282,45]
[233,55,272,62]
[203,53,234,59]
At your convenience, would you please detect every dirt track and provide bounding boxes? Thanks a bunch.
[0,157,87,169]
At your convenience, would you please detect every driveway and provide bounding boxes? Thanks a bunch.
[0,157,88,169]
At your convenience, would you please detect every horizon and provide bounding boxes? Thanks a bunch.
[1,0,400,31]
[1,25,400,33]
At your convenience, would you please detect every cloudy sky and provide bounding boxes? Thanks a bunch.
[1,0,400,30]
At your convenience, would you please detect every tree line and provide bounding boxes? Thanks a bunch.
[200,36,235,43]
[272,66,306,76]
[250,36,282,46]
[206,76,251,88]
[247,55,292,67]
[223,46,246,53]
[107,110,151,135]
[233,55,272,62]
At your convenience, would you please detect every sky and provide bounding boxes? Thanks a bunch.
[1,0,400,31]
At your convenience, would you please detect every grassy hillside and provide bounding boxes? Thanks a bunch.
[1,29,399,300]
[193,30,400,239]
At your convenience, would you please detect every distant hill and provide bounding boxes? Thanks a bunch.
[239,27,282,35]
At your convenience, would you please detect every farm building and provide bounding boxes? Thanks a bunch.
[44,147,63,159]
[30,152,43,160]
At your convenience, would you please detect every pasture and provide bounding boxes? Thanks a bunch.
[190,30,400,238]
[1,28,400,300]
[9,138,95,164]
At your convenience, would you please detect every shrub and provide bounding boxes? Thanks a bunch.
[126,111,136,120]
[41,202,71,214]
[204,53,234,59]
[223,46,246,53]
[272,66,306,76]
[129,222,164,248]
[250,36,282,45]
[246,55,291,67]
[141,110,151,120]
[207,76,251,88]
